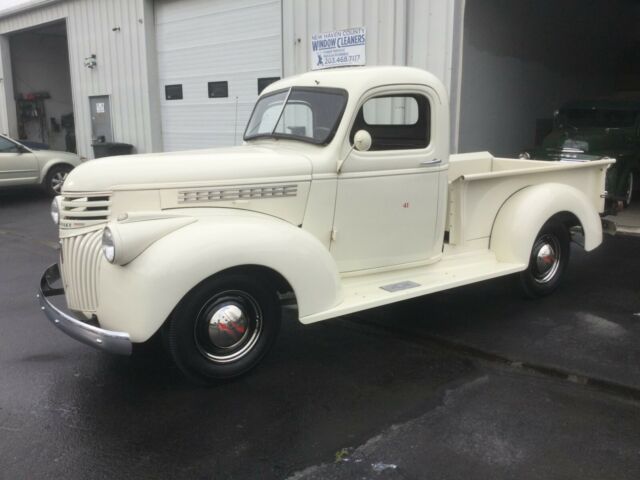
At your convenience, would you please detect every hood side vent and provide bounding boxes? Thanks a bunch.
[178,184,298,203]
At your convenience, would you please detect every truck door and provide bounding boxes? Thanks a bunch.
[330,87,447,272]
[0,136,38,185]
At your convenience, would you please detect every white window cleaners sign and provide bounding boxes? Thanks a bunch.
[311,27,366,70]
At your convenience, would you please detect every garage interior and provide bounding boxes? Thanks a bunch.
[458,0,640,158]
[9,20,75,152]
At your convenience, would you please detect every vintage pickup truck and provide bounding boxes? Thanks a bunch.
[38,66,612,382]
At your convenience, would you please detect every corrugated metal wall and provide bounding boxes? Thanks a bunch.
[0,0,161,158]
[282,0,464,149]
[283,0,457,91]
[0,0,464,156]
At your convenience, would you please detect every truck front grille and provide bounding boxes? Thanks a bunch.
[60,229,103,312]
[60,193,111,228]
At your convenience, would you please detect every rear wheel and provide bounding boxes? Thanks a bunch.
[167,273,281,383]
[44,164,72,196]
[519,220,570,298]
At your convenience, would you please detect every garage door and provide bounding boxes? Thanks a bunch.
[155,0,282,151]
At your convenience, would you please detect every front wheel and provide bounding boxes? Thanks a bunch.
[167,273,281,383]
[519,221,570,298]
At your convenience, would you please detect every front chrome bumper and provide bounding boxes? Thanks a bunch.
[37,264,132,355]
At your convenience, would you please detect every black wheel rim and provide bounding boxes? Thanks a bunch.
[193,290,263,364]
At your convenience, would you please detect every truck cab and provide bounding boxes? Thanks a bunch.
[236,67,450,272]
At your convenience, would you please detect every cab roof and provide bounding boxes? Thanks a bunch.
[262,66,448,104]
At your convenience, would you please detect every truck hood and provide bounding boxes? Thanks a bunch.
[63,145,313,192]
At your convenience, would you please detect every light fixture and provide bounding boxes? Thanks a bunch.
[84,54,97,69]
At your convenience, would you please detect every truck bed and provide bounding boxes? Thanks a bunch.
[446,152,612,247]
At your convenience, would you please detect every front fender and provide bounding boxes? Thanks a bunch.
[96,209,342,342]
[490,183,603,265]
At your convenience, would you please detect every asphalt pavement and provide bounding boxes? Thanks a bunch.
[606,202,640,236]
[1,187,639,480]
[362,235,640,391]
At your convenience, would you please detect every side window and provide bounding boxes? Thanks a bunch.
[351,94,430,151]
[0,137,19,153]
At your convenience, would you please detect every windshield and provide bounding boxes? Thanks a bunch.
[561,108,639,129]
[244,87,348,144]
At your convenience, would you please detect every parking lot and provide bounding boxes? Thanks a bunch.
[1,187,640,480]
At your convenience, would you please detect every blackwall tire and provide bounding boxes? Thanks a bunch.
[44,165,72,196]
[167,273,281,383]
[519,221,570,299]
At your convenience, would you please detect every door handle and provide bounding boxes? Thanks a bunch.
[420,158,441,166]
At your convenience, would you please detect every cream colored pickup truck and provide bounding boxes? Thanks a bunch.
[38,66,612,382]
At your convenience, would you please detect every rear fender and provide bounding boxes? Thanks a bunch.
[490,183,602,265]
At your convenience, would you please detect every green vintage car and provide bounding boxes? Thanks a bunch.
[521,95,640,207]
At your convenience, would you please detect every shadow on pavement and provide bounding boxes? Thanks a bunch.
[360,235,640,390]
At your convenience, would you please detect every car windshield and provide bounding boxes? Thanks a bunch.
[244,87,348,145]
[562,108,639,129]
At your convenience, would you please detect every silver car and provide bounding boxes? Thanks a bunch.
[0,134,82,195]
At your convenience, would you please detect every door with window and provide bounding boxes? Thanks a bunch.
[0,136,38,185]
[330,88,446,272]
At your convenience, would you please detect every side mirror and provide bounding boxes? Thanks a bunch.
[353,130,372,152]
[17,145,30,154]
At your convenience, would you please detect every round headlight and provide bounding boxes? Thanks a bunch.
[102,227,116,263]
[50,197,60,225]
[519,152,531,160]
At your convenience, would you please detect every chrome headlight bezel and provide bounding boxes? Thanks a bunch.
[50,196,61,225]
[102,227,116,263]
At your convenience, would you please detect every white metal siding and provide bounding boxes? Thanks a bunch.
[0,0,463,156]
[155,0,282,151]
[0,0,161,158]
[283,0,456,89]
[282,0,463,149]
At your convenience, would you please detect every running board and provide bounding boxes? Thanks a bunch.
[300,252,525,324]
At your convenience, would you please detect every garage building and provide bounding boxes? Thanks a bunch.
[0,0,637,160]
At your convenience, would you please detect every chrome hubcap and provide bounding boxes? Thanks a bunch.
[51,172,68,194]
[194,290,262,364]
[208,304,249,349]
[533,235,561,284]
